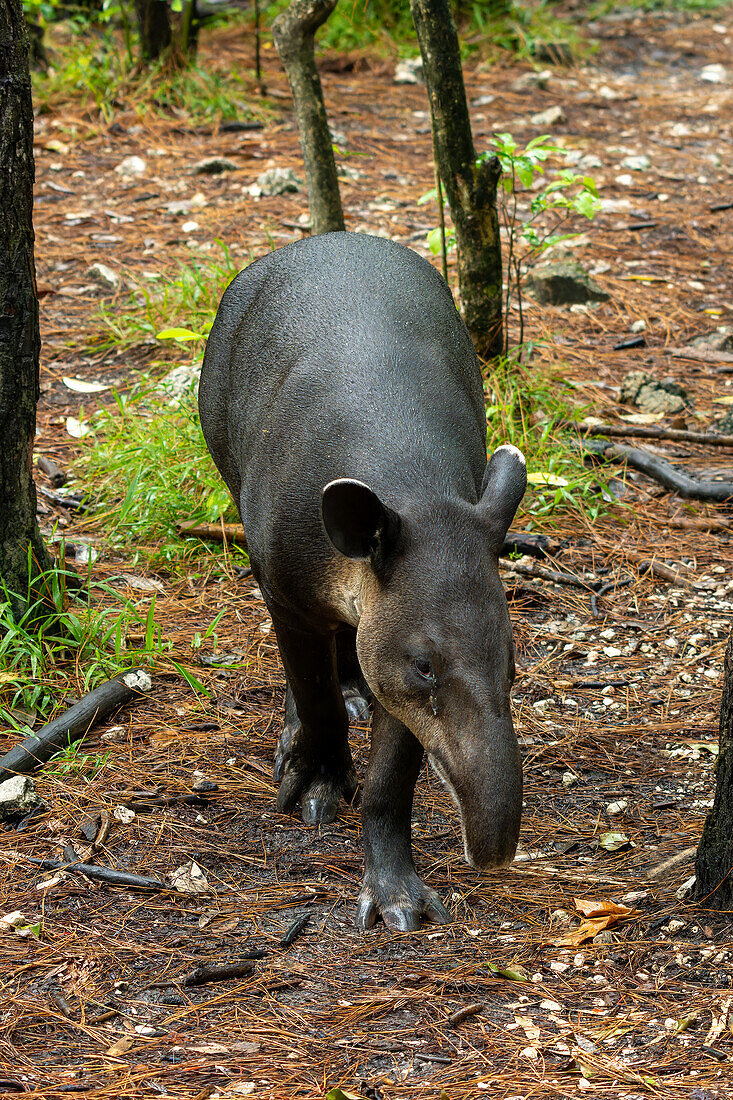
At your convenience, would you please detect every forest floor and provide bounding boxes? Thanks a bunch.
[2,4,733,1099]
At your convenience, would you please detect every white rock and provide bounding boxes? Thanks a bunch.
[114,155,146,176]
[606,799,628,816]
[620,154,651,171]
[630,319,647,332]
[0,776,41,821]
[531,105,566,127]
[676,875,696,900]
[699,64,728,83]
[87,263,120,291]
[394,57,423,84]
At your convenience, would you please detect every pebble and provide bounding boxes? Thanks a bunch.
[606,799,628,816]
[530,105,567,127]
[114,155,146,176]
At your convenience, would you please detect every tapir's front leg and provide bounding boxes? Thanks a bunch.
[270,613,358,825]
[356,701,450,932]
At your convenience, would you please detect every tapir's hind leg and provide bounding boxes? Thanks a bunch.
[335,629,371,723]
[271,615,358,825]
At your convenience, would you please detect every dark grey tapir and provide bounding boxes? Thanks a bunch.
[199,231,527,931]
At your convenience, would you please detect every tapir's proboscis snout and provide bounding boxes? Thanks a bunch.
[199,231,528,932]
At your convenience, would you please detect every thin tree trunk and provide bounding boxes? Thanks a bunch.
[272,0,344,236]
[134,0,171,62]
[0,0,52,617]
[695,625,733,908]
[409,0,503,360]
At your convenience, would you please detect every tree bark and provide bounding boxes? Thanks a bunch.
[272,0,345,236]
[695,625,733,908]
[409,0,503,360]
[134,0,171,61]
[0,0,52,617]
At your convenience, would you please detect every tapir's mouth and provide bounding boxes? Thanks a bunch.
[429,751,521,871]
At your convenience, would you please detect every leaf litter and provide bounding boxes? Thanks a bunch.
[3,5,733,1099]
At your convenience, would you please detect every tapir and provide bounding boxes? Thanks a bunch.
[198,231,527,931]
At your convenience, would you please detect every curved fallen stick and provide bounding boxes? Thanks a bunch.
[0,668,152,783]
[581,439,733,503]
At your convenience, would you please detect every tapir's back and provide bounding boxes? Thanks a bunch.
[199,232,487,580]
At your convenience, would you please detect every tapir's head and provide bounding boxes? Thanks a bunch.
[321,445,527,871]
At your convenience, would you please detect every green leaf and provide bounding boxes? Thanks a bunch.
[325,1090,369,1100]
[417,188,438,205]
[156,327,205,342]
[171,659,211,697]
[488,962,529,981]
[527,471,569,487]
[598,831,636,852]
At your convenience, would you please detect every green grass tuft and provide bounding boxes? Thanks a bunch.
[0,564,166,728]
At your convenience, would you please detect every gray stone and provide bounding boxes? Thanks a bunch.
[620,154,652,171]
[512,70,551,92]
[525,261,610,306]
[0,776,41,821]
[620,370,690,415]
[393,57,423,84]
[692,329,733,353]
[189,157,237,176]
[86,263,120,291]
[531,105,567,128]
[713,408,733,434]
[248,167,302,198]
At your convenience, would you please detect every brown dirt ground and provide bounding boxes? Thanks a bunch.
[3,5,733,1099]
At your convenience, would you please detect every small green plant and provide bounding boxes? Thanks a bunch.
[95,242,239,353]
[422,133,600,355]
[487,133,600,354]
[485,355,612,524]
[0,562,165,728]
[77,381,239,565]
[45,739,111,780]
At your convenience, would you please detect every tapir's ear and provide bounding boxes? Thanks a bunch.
[479,444,527,550]
[321,479,400,566]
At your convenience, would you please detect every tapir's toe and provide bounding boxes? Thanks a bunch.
[277,763,359,825]
[356,873,450,932]
[343,691,371,724]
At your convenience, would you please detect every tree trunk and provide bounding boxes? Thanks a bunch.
[0,0,52,617]
[272,0,345,236]
[134,0,171,62]
[695,625,733,908]
[409,0,503,360]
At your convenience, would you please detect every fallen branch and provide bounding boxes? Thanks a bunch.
[608,444,733,503]
[499,531,553,560]
[177,520,248,547]
[582,440,733,503]
[0,668,152,783]
[180,519,553,564]
[23,855,165,892]
[577,421,733,449]
[448,1002,485,1027]
[180,961,256,987]
[590,575,633,618]
[664,346,733,366]
[667,515,732,534]
[501,560,598,592]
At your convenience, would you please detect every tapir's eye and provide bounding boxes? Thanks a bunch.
[413,656,433,680]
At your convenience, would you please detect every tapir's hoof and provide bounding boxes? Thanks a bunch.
[276,764,359,825]
[355,872,450,932]
[273,722,297,784]
[343,691,371,724]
